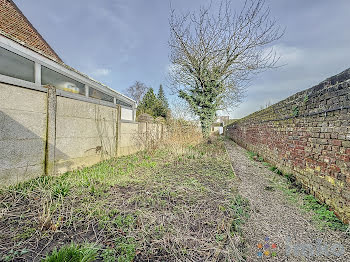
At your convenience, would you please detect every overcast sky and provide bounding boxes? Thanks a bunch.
[14,0,350,119]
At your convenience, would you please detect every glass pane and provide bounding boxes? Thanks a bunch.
[41,66,85,95]
[89,87,114,103]
[0,46,35,82]
[116,98,132,108]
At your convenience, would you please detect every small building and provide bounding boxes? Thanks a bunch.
[211,116,230,134]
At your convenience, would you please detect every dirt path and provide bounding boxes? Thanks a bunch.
[225,140,350,262]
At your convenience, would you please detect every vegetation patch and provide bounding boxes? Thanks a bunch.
[43,243,98,262]
[247,151,348,232]
[0,137,249,261]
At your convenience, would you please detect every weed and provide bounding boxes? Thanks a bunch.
[52,181,70,199]
[283,173,297,186]
[1,248,29,262]
[229,195,250,234]
[302,195,347,231]
[113,214,136,229]
[101,248,117,262]
[275,172,346,231]
[1,137,247,261]
[215,233,225,242]
[43,243,98,262]
[140,160,157,168]
[262,161,270,167]
[114,237,136,262]
[292,105,299,117]
[247,149,348,231]
[247,151,257,160]
[14,227,36,241]
[268,166,277,172]
[273,168,282,175]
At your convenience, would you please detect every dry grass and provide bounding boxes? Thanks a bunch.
[132,118,203,153]
[0,137,249,261]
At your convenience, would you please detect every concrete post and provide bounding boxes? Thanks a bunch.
[145,122,149,149]
[132,103,136,121]
[85,85,89,97]
[161,124,164,140]
[35,62,41,85]
[45,85,57,175]
[116,105,122,157]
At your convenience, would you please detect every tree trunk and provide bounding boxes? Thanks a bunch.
[200,110,216,139]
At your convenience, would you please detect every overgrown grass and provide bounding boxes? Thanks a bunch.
[0,137,249,261]
[247,151,348,232]
[43,243,98,262]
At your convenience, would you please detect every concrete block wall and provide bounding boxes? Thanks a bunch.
[0,83,165,185]
[118,122,165,156]
[0,82,47,184]
[54,96,117,173]
[226,68,350,223]
[119,121,142,156]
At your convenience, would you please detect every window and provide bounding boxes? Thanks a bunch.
[116,98,132,108]
[41,66,85,95]
[89,87,114,103]
[0,46,35,82]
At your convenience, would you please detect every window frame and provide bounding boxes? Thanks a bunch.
[0,45,35,83]
[0,36,135,111]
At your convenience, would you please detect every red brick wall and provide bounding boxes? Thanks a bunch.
[0,0,62,62]
[226,68,350,223]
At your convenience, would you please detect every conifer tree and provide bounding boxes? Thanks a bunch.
[137,88,160,117]
[156,85,169,118]
[157,85,169,109]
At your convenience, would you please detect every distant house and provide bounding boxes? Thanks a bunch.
[0,0,135,119]
[211,116,230,134]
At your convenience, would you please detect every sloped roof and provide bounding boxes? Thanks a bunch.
[0,0,62,62]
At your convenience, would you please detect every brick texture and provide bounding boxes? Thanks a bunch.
[0,0,62,62]
[226,68,350,223]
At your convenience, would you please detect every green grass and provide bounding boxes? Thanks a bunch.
[302,195,347,231]
[43,243,98,262]
[42,240,136,262]
[277,180,348,231]
[247,151,257,160]
[279,176,347,230]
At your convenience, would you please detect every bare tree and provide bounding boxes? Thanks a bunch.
[126,81,149,105]
[168,0,283,137]
[169,96,197,121]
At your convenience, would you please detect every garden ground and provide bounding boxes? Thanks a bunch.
[0,138,349,261]
[0,138,248,261]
